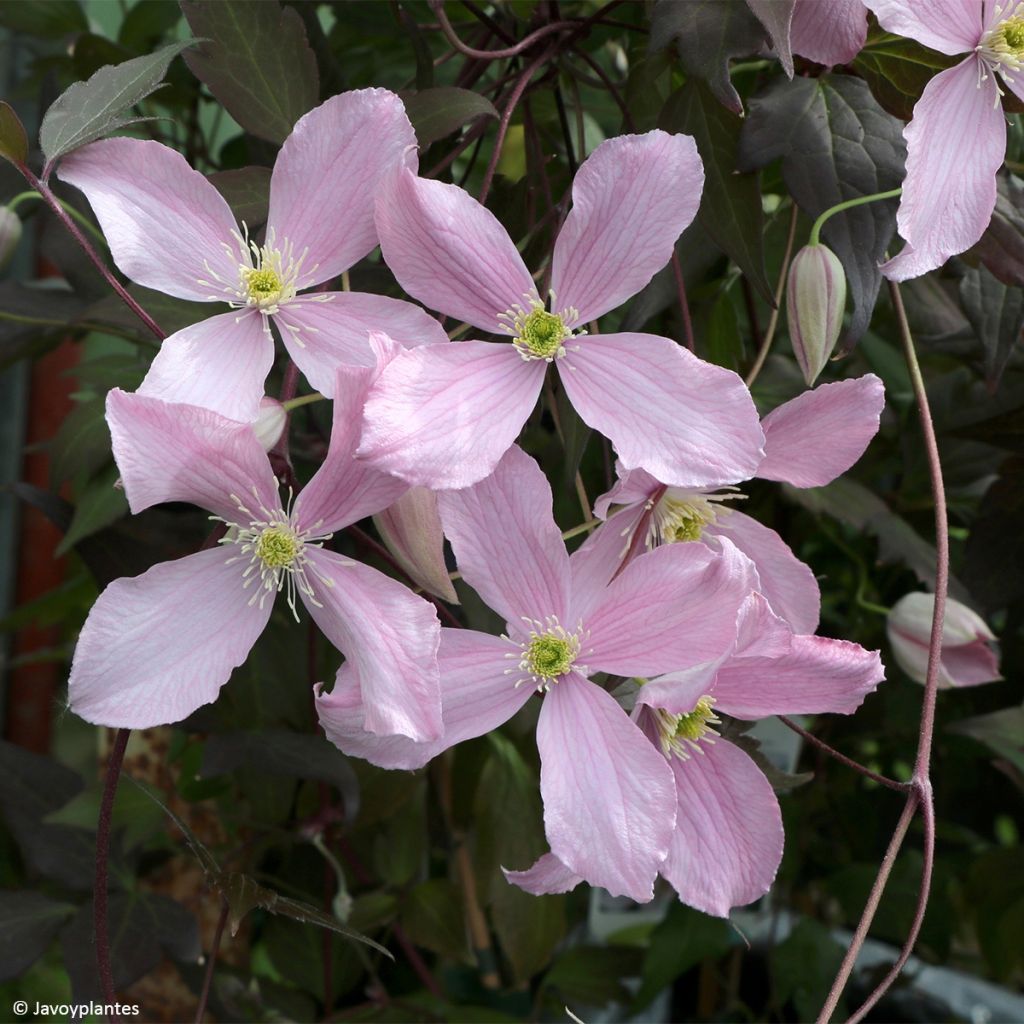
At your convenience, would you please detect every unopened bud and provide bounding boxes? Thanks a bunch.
[373,487,458,604]
[786,243,846,385]
[886,592,1001,689]
[253,396,287,451]
[0,206,22,271]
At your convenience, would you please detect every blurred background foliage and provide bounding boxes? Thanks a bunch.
[0,1,1022,1021]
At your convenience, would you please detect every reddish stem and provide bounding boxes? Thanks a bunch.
[193,897,229,1024]
[431,0,579,60]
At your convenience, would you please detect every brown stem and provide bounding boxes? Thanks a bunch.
[193,897,229,1024]
[431,0,580,60]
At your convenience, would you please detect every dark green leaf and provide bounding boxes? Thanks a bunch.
[772,918,846,1021]
[0,892,76,983]
[746,0,795,76]
[660,80,771,303]
[964,457,1024,609]
[852,31,958,121]
[56,463,129,555]
[544,945,644,1006]
[0,101,28,166]
[40,40,195,167]
[950,705,1024,775]
[960,265,1024,391]
[181,0,319,145]
[405,87,498,148]
[118,0,182,53]
[738,74,905,350]
[401,879,470,963]
[0,0,87,38]
[703,288,745,371]
[971,173,1024,289]
[208,165,272,227]
[0,281,88,370]
[86,284,215,339]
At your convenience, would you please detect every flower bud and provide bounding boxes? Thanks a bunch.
[252,396,287,452]
[786,243,846,385]
[0,206,22,271]
[373,487,458,604]
[886,592,1001,689]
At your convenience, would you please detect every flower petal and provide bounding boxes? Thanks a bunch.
[267,89,416,286]
[881,59,1004,282]
[757,375,885,488]
[303,549,441,741]
[864,0,981,54]
[538,675,676,902]
[375,166,536,330]
[273,291,448,396]
[791,0,868,66]
[58,137,240,301]
[358,341,545,489]
[105,388,279,522]
[940,641,1002,688]
[552,131,704,324]
[660,736,783,917]
[137,309,273,422]
[558,333,764,488]
[68,549,271,728]
[316,628,530,769]
[567,506,646,623]
[712,635,884,718]
[592,464,660,520]
[583,538,755,676]
[503,853,584,895]
[438,446,570,626]
[705,510,820,635]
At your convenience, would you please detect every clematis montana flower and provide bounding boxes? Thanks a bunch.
[68,355,442,740]
[510,593,884,916]
[357,130,765,490]
[864,1,1023,281]
[58,90,447,421]
[316,446,760,901]
[587,375,885,634]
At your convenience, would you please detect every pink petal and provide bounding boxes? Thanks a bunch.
[882,58,1005,282]
[864,0,981,53]
[503,853,583,896]
[375,166,536,330]
[635,662,724,716]
[267,90,416,287]
[558,333,764,488]
[705,510,820,635]
[941,641,1003,688]
[68,549,271,728]
[567,506,646,622]
[273,291,448,397]
[592,464,660,520]
[582,538,755,676]
[316,628,531,769]
[661,737,784,917]
[538,675,676,902]
[733,591,802,659]
[302,548,441,741]
[712,635,884,718]
[137,309,273,423]
[551,131,704,324]
[358,341,545,489]
[58,138,240,301]
[790,0,868,66]
[757,375,885,488]
[105,388,279,523]
[438,446,570,627]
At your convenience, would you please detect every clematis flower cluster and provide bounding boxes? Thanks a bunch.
[64,85,889,918]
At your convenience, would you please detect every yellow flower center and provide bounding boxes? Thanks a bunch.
[999,15,1024,54]
[526,634,576,679]
[652,697,720,760]
[648,489,743,548]
[255,525,300,568]
[243,266,284,305]
[980,14,1024,87]
[506,616,588,692]
[498,295,584,362]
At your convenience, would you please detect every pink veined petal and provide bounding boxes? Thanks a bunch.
[558,333,765,489]
[136,308,273,423]
[357,341,545,489]
[68,549,272,728]
[733,592,801,660]
[551,131,704,324]
[503,853,584,896]
[582,538,756,676]
[538,675,676,902]
[567,505,646,623]
[941,641,1003,688]
[316,629,531,769]
[375,166,536,331]
[438,446,570,627]
[882,58,1005,282]
[635,662,724,716]
[302,548,442,741]
[864,0,981,54]
[294,366,409,535]
[712,635,885,718]
[273,291,448,396]
[790,0,868,66]
[58,138,240,301]
[660,736,784,918]
[105,389,279,523]
[592,463,660,520]
[267,89,416,287]
[757,375,885,488]
[704,510,821,635]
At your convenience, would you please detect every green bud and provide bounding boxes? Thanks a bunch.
[786,243,846,385]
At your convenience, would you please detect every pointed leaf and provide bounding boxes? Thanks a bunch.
[208,166,272,227]
[959,265,1024,391]
[972,173,1024,289]
[0,892,76,983]
[405,86,498,148]
[0,101,28,166]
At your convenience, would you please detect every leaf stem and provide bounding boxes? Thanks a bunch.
[808,188,901,247]
[5,188,109,248]
[193,897,229,1024]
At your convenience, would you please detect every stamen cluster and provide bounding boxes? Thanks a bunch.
[652,697,721,761]
[505,616,589,692]
[498,295,583,362]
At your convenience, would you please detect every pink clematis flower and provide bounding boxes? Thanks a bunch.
[587,375,885,634]
[864,1,1022,281]
[316,446,760,901]
[356,130,765,490]
[790,0,868,67]
[68,352,442,740]
[58,90,447,422]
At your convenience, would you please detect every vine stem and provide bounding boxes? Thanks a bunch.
[193,898,229,1024]
[95,728,131,1021]
[809,188,901,247]
[815,280,947,1023]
